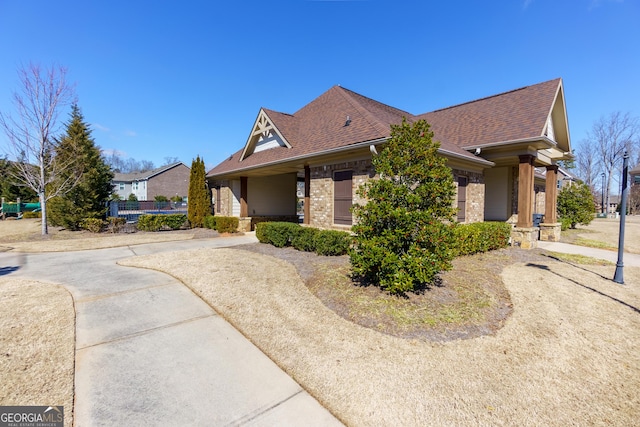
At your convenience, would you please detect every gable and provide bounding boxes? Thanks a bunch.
[542,82,571,153]
[240,109,291,161]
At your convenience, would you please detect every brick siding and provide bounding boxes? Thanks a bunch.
[147,164,190,200]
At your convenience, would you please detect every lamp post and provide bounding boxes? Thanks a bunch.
[601,172,605,214]
[613,152,629,284]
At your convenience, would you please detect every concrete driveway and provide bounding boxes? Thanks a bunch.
[0,235,343,426]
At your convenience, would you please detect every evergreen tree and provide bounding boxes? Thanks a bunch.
[0,157,38,201]
[350,118,457,295]
[557,181,596,229]
[188,155,210,227]
[48,104,114,230]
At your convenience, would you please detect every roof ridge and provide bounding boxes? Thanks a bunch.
[427,78,561,114]
[337,86,410,135]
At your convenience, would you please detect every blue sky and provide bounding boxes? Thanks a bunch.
[1,0,638,171]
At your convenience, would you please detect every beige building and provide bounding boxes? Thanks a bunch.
[207,79,573,248]
[112,162,190,201]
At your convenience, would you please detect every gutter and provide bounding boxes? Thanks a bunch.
[208,137,388,177]
[208,136,494,178]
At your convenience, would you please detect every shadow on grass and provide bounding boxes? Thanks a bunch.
[350,273,444,298]
[526,262,640,314]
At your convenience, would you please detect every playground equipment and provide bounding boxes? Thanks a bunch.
[0,197,41,219]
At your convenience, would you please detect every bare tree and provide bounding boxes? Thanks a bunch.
[574,137,600,190]
[588,112,639,213]
[0,64,76,234]
[163,156,180,166]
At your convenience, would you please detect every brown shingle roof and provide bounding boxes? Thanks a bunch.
[208,79,562,177]
[417,78,561,147]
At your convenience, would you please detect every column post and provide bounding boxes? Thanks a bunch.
[304,166,310,225]
[516,155,535,228]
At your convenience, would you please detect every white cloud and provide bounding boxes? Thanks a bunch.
[124,130,137,137]
[101,148,127,157]
[589,0,624,10]
[92,123,110,132]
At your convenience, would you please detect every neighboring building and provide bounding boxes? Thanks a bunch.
[112,162,190,201]
[207,78,572,248]
[631,164,640,186]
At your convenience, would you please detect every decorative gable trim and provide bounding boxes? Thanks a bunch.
[240,109,291,161]
[542,80,571,153]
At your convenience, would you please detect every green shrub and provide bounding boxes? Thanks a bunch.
[203,215,216,230]
[452,222,511,256]
[255,222,270,243]
[137,214,187,231]
[257,222,350,256]
[560,217,572,231]
[107,217,126,233]
[80,218,105,233]
[261,222,300,247]
[557,181,596,229]
[292,227,319,252]
[215,216,239,233]
[313,229,351,256]
[22,211,41,219]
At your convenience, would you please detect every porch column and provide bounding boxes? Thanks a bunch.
[540,164,562,241]
[304,165,310,225]
[240,176,248,217]
[516,154,535,228]
[544,165,558,223]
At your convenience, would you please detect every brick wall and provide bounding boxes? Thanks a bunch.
[147,164,190,200]
[309,158,374,229]
[452,169,485,223]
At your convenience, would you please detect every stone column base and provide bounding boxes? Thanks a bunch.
[539,223,561,242]
[511,227,539,249]
[238,217,252,233]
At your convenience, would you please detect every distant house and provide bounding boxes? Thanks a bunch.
[207,78,572,248]
[631,164,640,186]
[112,162,190,201]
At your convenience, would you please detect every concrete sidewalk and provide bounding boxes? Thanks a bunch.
[1,234,343,426]
[537,241,640,267]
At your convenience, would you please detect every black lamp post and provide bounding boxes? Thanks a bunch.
[601,172,605,214]
[613,152,629,284]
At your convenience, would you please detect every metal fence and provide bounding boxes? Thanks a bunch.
[108,200,188,223]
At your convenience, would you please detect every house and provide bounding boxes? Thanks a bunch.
[207,78,572,248]
[631,164,640,186]
[112,162,190,201]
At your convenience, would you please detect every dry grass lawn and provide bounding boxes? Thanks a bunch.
[0,279,75,427]
[1,216,640,426]
[121,248,640,426]
[563,216,640,254]
[0,218,213,252]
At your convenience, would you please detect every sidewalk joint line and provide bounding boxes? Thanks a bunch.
[76,314,215,350]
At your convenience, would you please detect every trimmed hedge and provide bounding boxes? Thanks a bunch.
[215,216,239,233]
[23,211,41,219]
[137,214,188,231]
[80,218,104,233]
[203,215,239,233]
[452,221,511,256]
[255,222,351,256]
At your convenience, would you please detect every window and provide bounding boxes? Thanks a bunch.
[457,176,467,222]
[334,170,353,225]
[119,183,125,190]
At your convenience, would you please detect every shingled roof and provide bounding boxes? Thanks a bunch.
[208,79,565,177]
[418,78,563,148]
